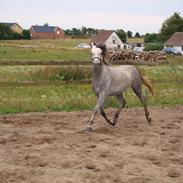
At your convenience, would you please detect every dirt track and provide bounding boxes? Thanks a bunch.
[0,106,183,183]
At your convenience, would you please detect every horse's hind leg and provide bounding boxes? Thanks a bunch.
[132,84,152,123]
[113,94,126,126]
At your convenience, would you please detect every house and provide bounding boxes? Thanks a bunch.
[127,38,144,49]
[164,32,183,53]
[91,30,124,51]
[0,22,23,34]
[30,25,65,39]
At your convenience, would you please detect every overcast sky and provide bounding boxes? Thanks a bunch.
[0,0,182,34]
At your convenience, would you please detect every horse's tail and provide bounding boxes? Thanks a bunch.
[139,71,155,95]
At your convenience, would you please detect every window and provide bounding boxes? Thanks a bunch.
[112,40,116,44]
[57,31,60,35]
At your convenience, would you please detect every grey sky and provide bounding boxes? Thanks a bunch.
[0,0,182,34]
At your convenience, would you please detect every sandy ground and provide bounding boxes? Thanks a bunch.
[0,106,183,183]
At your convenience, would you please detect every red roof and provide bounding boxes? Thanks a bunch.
[91,30,114,44]
[165,32,183,46]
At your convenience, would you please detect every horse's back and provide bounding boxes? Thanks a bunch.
[107,65,140,95]
[111,65,139,79]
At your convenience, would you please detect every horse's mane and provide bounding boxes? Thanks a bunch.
[95,44,109,65]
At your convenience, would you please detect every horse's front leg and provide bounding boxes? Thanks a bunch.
[100,107,113,126]
[86,92,106,131]
[113,94,126,126]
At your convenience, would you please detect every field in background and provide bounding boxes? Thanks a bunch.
[0,39,182,114]
[0,38,144,62]
[127,37,144,43]
[0,39,90,62]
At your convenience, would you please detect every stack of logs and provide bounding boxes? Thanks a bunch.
[108,50,167,64]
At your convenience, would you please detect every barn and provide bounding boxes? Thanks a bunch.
[164,32,183,54]
[91,30,124,51]
[0,22,23,34]
[30,25,65,39]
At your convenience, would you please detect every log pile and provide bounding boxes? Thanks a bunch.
[108,50,167,64]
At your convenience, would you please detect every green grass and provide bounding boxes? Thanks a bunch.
[0,57,182,83]
[0,40,183,114]
[0,39,90,62]
[0,81,182,114]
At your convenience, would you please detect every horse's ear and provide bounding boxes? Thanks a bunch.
[97,44,107,57]
[90,42,95,48]
[91,42,97,49]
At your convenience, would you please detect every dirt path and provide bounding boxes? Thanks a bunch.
[0,106,183,183]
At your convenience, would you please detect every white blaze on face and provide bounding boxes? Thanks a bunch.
[91,44,102,65]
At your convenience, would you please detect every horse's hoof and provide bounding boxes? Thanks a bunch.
[112,118,117,126]
[112,122,116,126]
[147,116,152,124]
[86,126,92,131]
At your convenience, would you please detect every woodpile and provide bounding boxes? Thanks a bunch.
[108,50,167,64]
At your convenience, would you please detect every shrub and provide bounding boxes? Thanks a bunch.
[144,43,164,51]
[28,66,92,81]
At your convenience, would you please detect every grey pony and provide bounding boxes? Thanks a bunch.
[86,43,154,130]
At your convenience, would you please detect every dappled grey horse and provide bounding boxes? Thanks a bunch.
[87,43,154,130]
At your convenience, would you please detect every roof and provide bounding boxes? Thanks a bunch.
[0,22,17,28]
[91,30,114,44]
[164,32,183,46]
[31,25,59,33]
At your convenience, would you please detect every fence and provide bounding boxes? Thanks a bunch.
[0,60,168,66]
[0,60,170,87]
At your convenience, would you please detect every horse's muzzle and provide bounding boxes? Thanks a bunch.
[91,57,102,66]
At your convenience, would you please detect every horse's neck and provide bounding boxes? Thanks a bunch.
[92,65,105,81]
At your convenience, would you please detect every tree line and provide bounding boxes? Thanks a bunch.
[0,12,183,44]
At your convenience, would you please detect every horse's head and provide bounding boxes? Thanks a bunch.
[90,42,107,67]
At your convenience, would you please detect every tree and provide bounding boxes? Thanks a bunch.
[44,23,49,26]
[116,29,126,43]
[71,28,81,36]
[127,30,133,38]
[81,26,87,35]
[144,33,159,43]
[22,29,30,39]
[159,12,183,42]
[0,23,14,39]
[135,32,140,38]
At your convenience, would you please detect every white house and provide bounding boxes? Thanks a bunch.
[164,32,183,54]
[91,30,124,51]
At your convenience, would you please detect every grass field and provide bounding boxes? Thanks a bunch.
[0,38,143,62]
[0,81,182,114]
[0,39,183,114]
[0,39,90,62]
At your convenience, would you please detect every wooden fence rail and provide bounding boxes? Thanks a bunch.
[0,80,91,87]
[0,79,182,88]
[0,60,168,66]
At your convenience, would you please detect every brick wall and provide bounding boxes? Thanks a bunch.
[30,27,65,39]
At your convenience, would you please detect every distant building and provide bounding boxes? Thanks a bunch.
[0,22,23,34]
[91,30,123,51]
[164,32,183,53]
[30,25,65,39]
[127,38,144,49]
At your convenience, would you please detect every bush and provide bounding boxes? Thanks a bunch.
[54,66,91,81]
[144,43,164,51]
[28,66,92,81]
[22,29,30,40]
[144,33,159,43]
